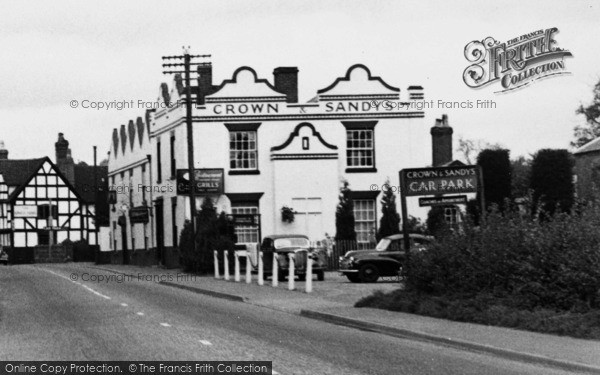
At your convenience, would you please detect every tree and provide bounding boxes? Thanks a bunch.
[572,80,600,148]
[530,149,575,216]
[477,149,511,211]
[179,197,236,273]
[377,178,401,241]
[511,156,531,198]
[456,136,503,164]
[335,180,356,241]
[405,215,426,234]
[426,206,450,237]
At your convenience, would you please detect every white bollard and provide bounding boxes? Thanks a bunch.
[223,250,230,281]
[213,250,220,279]
[306,255,313,293]
[245,254,251,284]
[272,253,278,287]
[258,251,264,285]
[234,251,240,282]
[288,253,295,291]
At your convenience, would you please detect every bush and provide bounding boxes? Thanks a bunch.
[405,200,600,311]
[179,197,236,274]
[530,149,574,216]
[356,289,600,339]
[477,149,512,211]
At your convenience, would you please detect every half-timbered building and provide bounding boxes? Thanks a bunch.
[0,135,108,263]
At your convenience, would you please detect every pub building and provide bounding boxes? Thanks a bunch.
[0,135,109,263]
[107,61,456,267]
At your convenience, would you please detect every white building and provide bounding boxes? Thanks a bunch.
[107,62,437,267]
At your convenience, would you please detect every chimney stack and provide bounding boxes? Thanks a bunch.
[197,64,213,105]
[431,114,453,167]
[55,133,75,184]
[273,67,298,103]
[0,141,8,160]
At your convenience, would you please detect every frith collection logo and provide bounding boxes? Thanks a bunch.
[463,27,572,93]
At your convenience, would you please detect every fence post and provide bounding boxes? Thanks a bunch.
[223,250,230,281]
[258,251,264,286]
[213,250,220,279]
[245,254,251,284]
[272,253,278,287]
[288,253,295,291]
[234,251,240,282]
[306,255,313,293]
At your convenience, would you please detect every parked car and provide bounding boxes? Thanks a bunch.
[0,246,8,265]
[338,233,434,283]
[260,234,327,281]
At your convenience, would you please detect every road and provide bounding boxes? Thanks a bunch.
[0,264,582,375]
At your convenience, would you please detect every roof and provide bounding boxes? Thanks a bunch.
[0,157,82,203]
[0,157,46,188]
[574,137,600,155]
[385,233,434,241]
[263,234,309,240]
[74,164,108,203]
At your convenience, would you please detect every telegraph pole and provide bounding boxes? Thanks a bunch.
[162,47,210,250]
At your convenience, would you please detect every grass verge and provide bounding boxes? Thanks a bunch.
[355,289,600,340]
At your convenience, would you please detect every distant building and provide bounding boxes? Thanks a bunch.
[573,137,600,200]
[0,135,108,263]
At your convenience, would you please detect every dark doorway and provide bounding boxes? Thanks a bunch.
[155,199,165,265]
[121,224,129,265]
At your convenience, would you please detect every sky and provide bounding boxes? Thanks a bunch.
[1,0,599,164]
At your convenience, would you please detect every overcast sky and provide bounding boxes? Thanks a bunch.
[1,0,598,164]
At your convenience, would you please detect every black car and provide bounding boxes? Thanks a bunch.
[260,234,327,281]
[338,233,433,283]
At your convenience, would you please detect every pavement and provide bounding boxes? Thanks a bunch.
[85,262,600,374]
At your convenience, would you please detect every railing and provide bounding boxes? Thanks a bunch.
[327,240,376,270]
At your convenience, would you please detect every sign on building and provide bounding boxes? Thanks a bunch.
[419,195,468,207]
[13,205,38,218]
[129,206,149,224]
[176,168,224,195]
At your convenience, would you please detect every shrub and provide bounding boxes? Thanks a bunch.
[404,201,600,311]
[530,149,574,216]
[377,178,400,241]
[179,197,236,274]
[477,149,512,211]
[335,180,356,241]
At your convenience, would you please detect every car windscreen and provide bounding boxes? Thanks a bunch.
[274,237,310,249]
[375,238,390,251]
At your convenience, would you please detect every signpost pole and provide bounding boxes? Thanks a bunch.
[48,199,53,261]
[477,165,486,225]
[399,173,411,252]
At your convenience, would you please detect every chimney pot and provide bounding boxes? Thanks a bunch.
[0,141,8,160]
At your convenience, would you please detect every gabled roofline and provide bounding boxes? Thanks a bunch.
[271,122,338,152]
[207,66,287,98]
[317,64,400,95]
[8,157,84,203]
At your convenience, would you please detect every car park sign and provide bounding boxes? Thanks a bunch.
[400,165,480,196]
[398,165,484,251]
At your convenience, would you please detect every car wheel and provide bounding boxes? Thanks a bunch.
[359,264,379,283]
[317,270,325,281]
[346,274,360,283]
